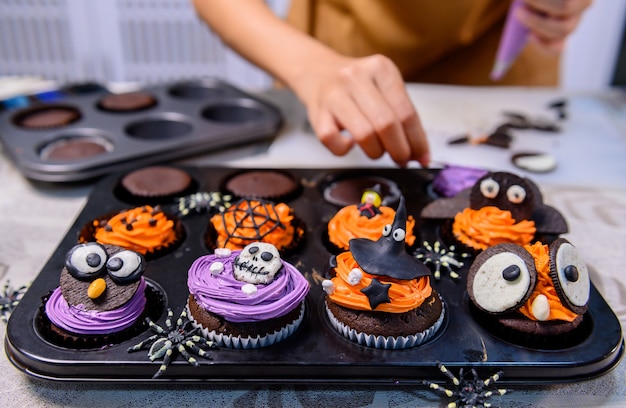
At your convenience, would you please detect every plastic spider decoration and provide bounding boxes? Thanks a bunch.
[0,280,30,323]
[423,362,508,408]
[170,191,232,217]
[128,308,216,379]
[414,240,471,280]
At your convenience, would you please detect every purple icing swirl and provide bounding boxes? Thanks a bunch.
[188,251,310,323]
[45,278,147,335]
[433,165,488,197]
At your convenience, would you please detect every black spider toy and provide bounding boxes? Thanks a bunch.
[0,280,29,323]
[423,362,508,408]
[414,240,471,280]
[128,308,216,379]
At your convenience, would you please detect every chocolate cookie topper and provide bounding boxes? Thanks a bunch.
[350,196,430,280]
[421,171,568,236]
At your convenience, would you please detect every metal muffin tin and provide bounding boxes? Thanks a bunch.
[0,80,282,182]
[4,167,624,384]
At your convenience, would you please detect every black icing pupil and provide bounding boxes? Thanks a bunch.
[261,251,273,261]
[86,253,102,268]
[107,257,123,271]
[502,265,521,281]
[249,246,259,254]
[564,265,579,282]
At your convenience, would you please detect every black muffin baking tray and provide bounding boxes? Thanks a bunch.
[5,167,624,384]
[0,79,282,182]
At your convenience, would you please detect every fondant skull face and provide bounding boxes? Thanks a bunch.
[233,242,282,284]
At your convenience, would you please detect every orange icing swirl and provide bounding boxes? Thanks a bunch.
[328,205,416,250]
[452,206,536,250]
[93,205,177,255]
[210,199,296,250]
[518,242,578,322]
[328,251,432,313]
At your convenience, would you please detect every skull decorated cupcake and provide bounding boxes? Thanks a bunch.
[186,242,310,349]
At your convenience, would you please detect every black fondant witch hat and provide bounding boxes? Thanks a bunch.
[349,196,430,280]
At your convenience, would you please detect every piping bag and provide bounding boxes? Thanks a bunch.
[490,0,529,81]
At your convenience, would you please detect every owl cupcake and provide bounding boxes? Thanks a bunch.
[421,171,568,252]
[39,242,162,348]
[467,238,590,348]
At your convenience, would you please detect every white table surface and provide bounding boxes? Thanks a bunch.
[0,79,625,407]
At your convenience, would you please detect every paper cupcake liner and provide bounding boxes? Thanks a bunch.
[325,299,445,350]
[187,302,305,350]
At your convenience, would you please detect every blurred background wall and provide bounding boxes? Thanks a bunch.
[1,0,624,91]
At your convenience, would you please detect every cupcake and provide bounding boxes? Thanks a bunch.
[323,176,401,207]
[14,105,81,129]
[80,205,184,259]
[39,242,162,348]
[208,198,304,253]
[117,166,196,204]
[223,170,301,201]
[467,238,590,349]
[97,91,157,112]
[421,171,568,252]
[187,242,310,349]
[326,184,416,252]
[40,137,111,162]
[323,196,444,349]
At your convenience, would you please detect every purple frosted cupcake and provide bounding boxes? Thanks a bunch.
[187,242,309,349]
[39,243,162,348]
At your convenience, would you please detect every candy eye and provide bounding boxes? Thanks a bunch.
[106,250,145,284]
[382,224,392,236]
[65,243,107,281]
[480,178,500,199]
[392,228,405,242]
[549,238,590,314]
[467,244,536,314]
[506,185,526,204]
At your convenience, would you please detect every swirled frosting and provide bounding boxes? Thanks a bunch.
[452,206,536,250]
[210,199,296,251]
[328,205,416,250]
[518,242,578,322]
[93,205,177,254]
[188,250,309,322]
[45,278,147,335]
[328,252,432,313]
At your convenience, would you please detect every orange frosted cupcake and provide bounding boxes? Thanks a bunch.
[80,205,184,259]
[421,171,568,252]
[327,185,416,252]
[468,239,590,349]
[323,197,444,349]
[207,198,304,253]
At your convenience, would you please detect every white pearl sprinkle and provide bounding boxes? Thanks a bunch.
[242,283,257,296]
[322,280,335,295]
[209,262,224,275]
[214,248,232,258]
[347,268,363,286]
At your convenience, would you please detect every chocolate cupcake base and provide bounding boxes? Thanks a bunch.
[469,302,591,350]
[324,293,445,349]
[187,296,306,349]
